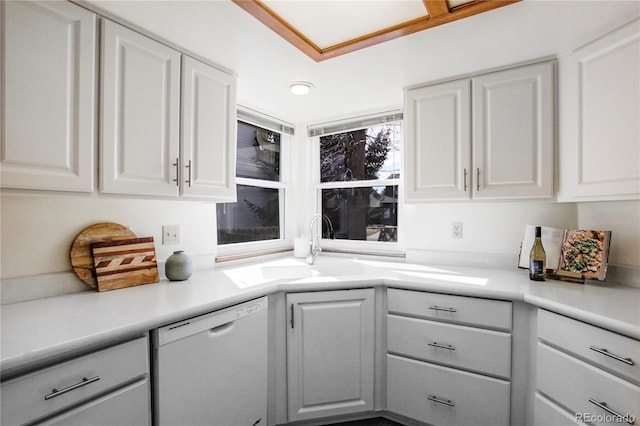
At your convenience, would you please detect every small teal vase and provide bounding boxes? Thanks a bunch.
[165,251,192,281]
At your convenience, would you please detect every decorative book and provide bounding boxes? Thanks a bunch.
[518,225,611,282]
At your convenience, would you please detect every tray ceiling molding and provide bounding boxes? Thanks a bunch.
[232,0,522,62]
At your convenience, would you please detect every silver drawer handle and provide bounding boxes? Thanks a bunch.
[588,398,635,425]
[428,342,456,351]
[589,346,635,366]
[44,376,100,401]
[429,305,457,313]
[427,395,455,407]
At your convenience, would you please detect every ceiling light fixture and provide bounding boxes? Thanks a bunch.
[289,81,314,95]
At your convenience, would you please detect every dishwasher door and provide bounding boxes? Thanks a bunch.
[152,297,268,426]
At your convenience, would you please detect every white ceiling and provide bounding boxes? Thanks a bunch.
[85,0,639,125]
[262,0,431,49]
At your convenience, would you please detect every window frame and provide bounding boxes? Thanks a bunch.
[310,112,404,255]
[215,107,293,259]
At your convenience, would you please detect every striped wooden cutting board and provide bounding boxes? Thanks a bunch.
[91,237,160,292]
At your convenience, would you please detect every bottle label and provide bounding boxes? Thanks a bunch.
[530,260,544,275]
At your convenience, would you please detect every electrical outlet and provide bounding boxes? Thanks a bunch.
[452,222,463,239]
[163,225,180,245]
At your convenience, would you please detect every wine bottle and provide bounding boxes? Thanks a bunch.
[529,226,546,281]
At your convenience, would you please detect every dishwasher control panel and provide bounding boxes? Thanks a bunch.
[155,296,268,346]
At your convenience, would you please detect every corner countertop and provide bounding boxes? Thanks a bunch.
[2,255,639,378]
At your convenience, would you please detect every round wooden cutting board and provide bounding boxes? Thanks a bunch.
[70,222,137,288]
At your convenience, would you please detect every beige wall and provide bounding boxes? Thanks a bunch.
[2,191,637,281]
[577,200,640,267]
[0,193,217,279]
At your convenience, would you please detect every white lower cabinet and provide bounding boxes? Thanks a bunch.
[286,289,375,422]
[387,314,511,379]
[38,379,150,426]
[387,354,510,426]
[535,309,640,426]
[534,393,588,426]
[1,336,150,426]
[386,289,512,426]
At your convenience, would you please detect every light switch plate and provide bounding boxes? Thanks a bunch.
[163,225,180,245]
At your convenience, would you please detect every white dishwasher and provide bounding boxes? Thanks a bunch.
[152,297,268,426]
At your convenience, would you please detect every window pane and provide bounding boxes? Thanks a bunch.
[321,186,398,242]
[236,121,280,181]
[217,185,280,244]
[320,123,401,182]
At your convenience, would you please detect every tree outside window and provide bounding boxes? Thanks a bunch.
[318,122,401,242]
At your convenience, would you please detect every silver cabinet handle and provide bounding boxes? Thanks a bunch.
[463,168,468,192]
[173,158,179,186]
[588,398,635,425]
[476,168,480,191]
[429,305,457,313]
[589,346,635,366]
[185,159,192,187]
[44,376,100,400]
[428,342,456,351]
[427,395,455,407]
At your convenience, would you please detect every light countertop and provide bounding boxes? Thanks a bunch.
[2,255,639,378]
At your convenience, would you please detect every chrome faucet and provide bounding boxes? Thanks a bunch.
[306,214,334,265]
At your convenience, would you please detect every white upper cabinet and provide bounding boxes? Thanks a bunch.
[1,1,97,192]
[181,56,237,199]
[404,79,471,201]
[100,20,181,197]
[404,61,554,202]
[558,19,640,202]
[473,62,554,199]
[100,20,237,200]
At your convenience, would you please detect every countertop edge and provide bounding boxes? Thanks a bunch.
[2,259,639,378]
[524,294,640,340]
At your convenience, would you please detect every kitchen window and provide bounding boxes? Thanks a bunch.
[310,112,403,253]
[216,108,292,256]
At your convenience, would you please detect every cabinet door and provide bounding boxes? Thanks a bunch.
[1,1,96,192]
[287,289,375,421]
[101,20,180,196]
[404,79,471,201]
[558,19,640,201]
[181,56,237,200]
[472,62,554,199]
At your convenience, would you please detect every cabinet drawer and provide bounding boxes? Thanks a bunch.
[534,393,585,426]
[533,392,584,426]
[387,288,512,331]
[387,314,511,378]
[40,378,150,426]
[387,354,510,426]
[536,343,639,425]
[1,337,149,426]
[538,309,639,385]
